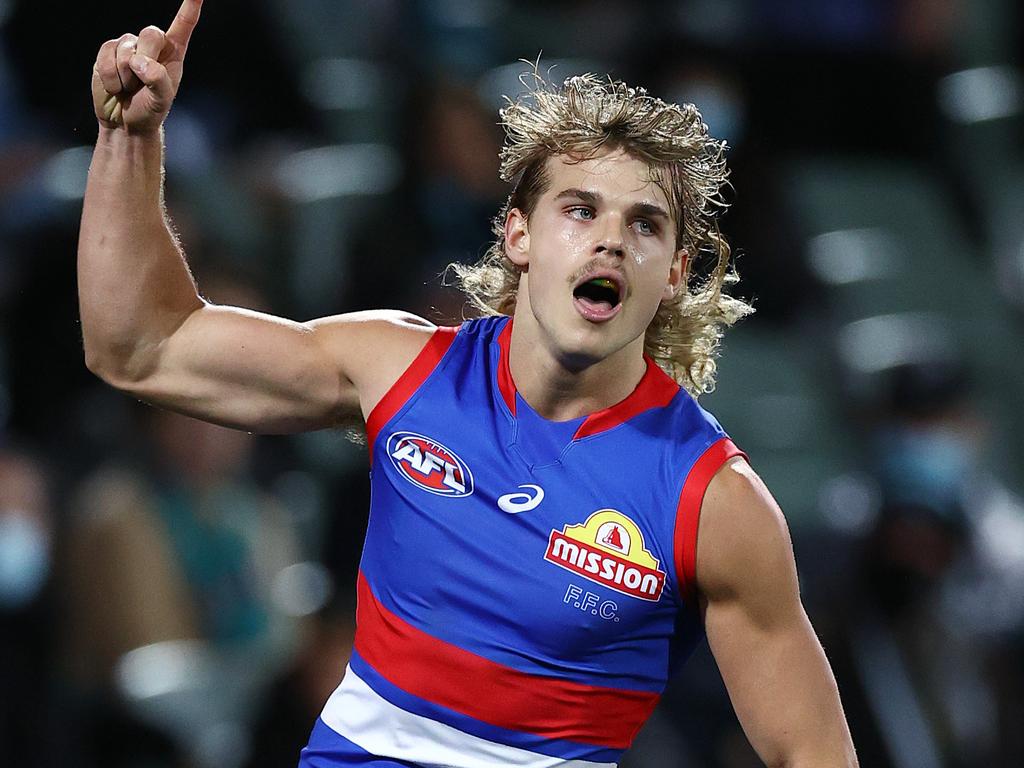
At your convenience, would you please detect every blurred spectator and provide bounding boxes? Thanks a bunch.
[823,359,1024,767]
[63,408,302,676]
[60,279,305,767]
[349,81,504,321]
[875,361,1024,640]
[61,410,304,767]
[649,52,819,325]
[244,596,357,768]
[0,445,61,766]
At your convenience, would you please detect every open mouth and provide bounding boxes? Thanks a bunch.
[572,275,624,321]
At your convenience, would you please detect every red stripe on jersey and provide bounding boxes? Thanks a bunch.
[673,437,745,602]
[573,357,679,440]
[365,326,459,456]
[495,317,516,415]
[354,571,659,749]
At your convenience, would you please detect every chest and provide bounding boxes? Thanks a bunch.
[367,408,682,648]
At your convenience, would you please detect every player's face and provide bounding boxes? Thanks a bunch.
[505,148,685,369]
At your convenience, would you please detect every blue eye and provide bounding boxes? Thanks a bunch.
[633,219,655,235]
[568,207,594,220]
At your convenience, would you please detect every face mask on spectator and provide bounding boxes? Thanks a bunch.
[876,426,977,524]
[0,512,50,609]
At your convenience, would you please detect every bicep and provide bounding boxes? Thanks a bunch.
[118,305,433,433]
[698,460,856,766]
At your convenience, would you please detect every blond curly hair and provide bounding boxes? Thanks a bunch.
[450,71,753,395]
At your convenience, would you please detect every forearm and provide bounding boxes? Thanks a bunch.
[78,126,203,382]
[717,613,857,768]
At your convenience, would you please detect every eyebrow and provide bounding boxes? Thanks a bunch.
[553,188,671,221]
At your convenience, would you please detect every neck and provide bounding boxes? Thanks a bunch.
[507,313,648,422]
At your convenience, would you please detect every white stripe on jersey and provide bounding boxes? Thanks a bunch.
[320,665,617,768]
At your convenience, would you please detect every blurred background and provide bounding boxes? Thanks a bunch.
[1,0,1023,766]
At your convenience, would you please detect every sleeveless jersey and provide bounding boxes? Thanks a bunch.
[301,316,742,768]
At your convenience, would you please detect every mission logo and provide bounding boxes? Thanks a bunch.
[387,431,474,497]
[544,510,666,601]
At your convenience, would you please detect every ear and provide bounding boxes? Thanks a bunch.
[504,207,530,268]
[662,248,687,301]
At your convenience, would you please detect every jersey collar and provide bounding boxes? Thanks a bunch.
[495,317,679,440]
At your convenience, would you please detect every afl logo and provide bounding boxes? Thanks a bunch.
[386,431,474,497]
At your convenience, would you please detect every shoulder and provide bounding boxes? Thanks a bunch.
[308,310,447,417]
[309,309,440,360]
[702,457,781,530]
[309,309,437,347]
[696,458,799,613]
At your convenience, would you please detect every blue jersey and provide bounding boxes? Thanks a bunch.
[301,316,742,768]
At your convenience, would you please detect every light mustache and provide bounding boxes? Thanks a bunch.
[567,259,620,285]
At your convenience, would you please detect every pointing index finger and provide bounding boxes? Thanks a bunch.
[166,0,203,51]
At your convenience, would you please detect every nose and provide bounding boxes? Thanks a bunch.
[595,213,625,258]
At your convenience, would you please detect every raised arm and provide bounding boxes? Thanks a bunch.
[80,0,432,433]
[696,458,858,767]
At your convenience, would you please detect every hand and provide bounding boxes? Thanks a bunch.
[91,0,203,134]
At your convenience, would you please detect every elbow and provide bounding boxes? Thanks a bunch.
[769,746,858,768]
[83,337,115,382]
[83,348,131,391]
[83,340,110,380]
[82,338,152,392]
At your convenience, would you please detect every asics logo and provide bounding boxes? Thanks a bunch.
[497,484,545,514]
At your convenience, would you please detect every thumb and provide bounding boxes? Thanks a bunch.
[129,54,174,105]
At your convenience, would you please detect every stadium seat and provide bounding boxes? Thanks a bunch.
[703,324,857,530]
